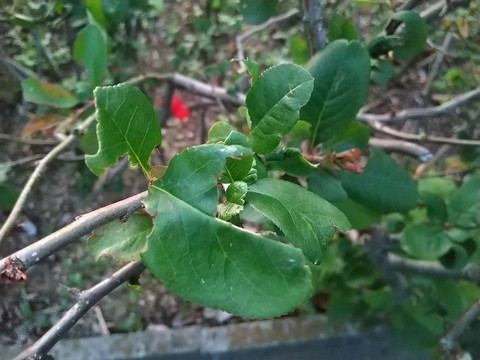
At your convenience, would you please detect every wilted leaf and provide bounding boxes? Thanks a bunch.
[22,79,78,109]
[22,114,65,137]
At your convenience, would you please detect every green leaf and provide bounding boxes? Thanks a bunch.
[87,214,152,261]
[328,13,358,42]
[84,0,108,29]
[21,79,78,109]
[288,35,309,65]
[85,83,162,178]
[401,223,452,259]
[418,177,457,200]
[307,170,348,203]
[448,175,480,228]
[247,63,314,154]
[371,59,396,85]
[73,24,107,87]
[390,11,428,59]
[207,122,235,143]
[246,178,350,264]
[242,59,260,84]
[0,184,19,211]
[338,149,418,213]
[300,40,370,146]
[155,144,252,215]
[226,181,248,205]
[142,186,312,318]
[419,191,448,224]
[221,131,255,183]
[333,197,381,230]
[240,0,278,25]
[322,121,370,152]
[265,148,317,177]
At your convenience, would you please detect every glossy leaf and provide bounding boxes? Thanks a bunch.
[155,144,252,215]
[142,144,312,318]
[334,197,381,230]
[221,131,254,183]
[328,13,358,41]
[401,223,452,260]
[322,121,370,152]
[300,40,370,146]
[73,24,107,87]
[87,214,152,261]
[338,149,417,213]
[240,0,278,25]
[85,83,162,178]
[265,148,317,177]
[247,63,314,154]
[307,170,348,203]
[448,175,480,228]
[246,178,350,264]
[21,79,78,109]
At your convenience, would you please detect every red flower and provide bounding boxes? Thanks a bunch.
[155,95,190,121]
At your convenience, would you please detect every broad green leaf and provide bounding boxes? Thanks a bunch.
[21,79,78,109]
[328,13,358,42]
[246,178,350,264]
[87,214,152,261]
[338,149,417,213]
[156,144,252,215]
[448,175,480,228]
[391,11,428,59]
[74,24,107,87]
[85,83,162,178]
[419,191,448,225]
[265,148,317,177]
[418,177,457,200]
[221,131,254,183]
[207,122,235,143]
[300,40,370,146]
[240,0,278,25]
[401,223,452,259]
[286,120,311,148]
[333,197,381,230]
[247,63,314,154]
[307,170,348,203]
[322,121,370,152]
[142,189,313,318]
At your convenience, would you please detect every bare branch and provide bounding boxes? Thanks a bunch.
[303,0,327,52]
[441,299,480,353]
[370,121,480,146]
[421,0,471,22]
[422,32,455,96]
[369,137,433,161]
[0,133,58,145]
[13,260,146,360]
[0,191,147,279]
[357,86,480,123]
[387,253,480,282]
[236,8,300,61]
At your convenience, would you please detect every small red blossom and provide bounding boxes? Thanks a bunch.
[155,95,190,121]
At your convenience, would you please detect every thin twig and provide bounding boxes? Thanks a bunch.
[236,8,300,61]
[370,121,480,146]
[369,137,433,161]
[440,299,480,353]
[94,305,110,336]
[0,133,59,145]
[0,114,96,243]
[0,191,146,277]
[357,86,480,123]
[422,32,455,96]
[13,261,146,360]
[421,0,471,22]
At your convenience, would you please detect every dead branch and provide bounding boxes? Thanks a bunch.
[0,191,146,280]
[13,260,145,360]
